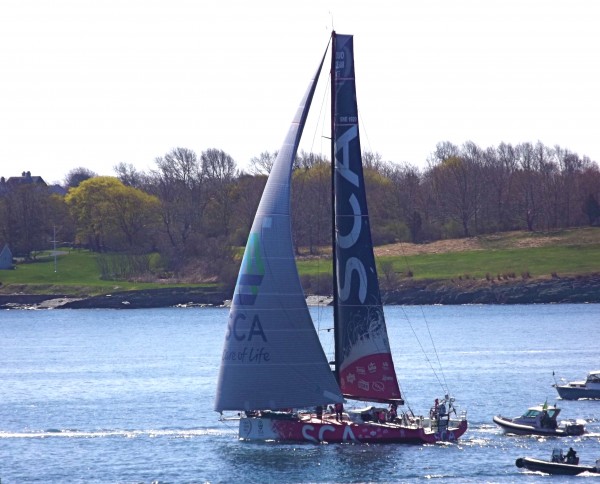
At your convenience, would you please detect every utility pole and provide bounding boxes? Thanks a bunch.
[52,225,58,273]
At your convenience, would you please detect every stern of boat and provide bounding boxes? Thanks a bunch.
[239,416,281,440]
[422,414,468,442]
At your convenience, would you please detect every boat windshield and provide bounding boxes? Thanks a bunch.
[586,373,600,384]
[522,408,557,418]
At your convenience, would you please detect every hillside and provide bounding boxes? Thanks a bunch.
[1,227,600,308]
[374,227,600,257]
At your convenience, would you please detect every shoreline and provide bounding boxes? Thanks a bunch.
[2,274,600,309]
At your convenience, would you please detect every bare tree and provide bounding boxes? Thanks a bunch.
[113,162,147,189]
[201,148,237,237]
[148,147,206,263]
[387,162,423,242]
[428,141,482,237]
[248,151,278,175]
[64,167,97,188]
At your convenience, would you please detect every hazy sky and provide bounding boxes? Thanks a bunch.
[1,0,599,185]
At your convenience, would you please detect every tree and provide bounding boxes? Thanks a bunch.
[291,158,330,254]
[248,151,277,175]
[148,147,206,262]
[64,167,97,188]
[65,177,160,252]
[114,162,147,189]
[230,173,267,245]
[582,194,600,225]
[201,148,237,237]
[387,162,422,242]
[0,183,52,257]
[428,142,482,237]
[513,142,541,231]
[477,143,518,232]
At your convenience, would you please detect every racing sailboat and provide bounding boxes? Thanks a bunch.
[214,32,467,443]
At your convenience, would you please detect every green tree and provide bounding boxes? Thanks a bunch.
[0,183,51,258]
[65,177,160,252]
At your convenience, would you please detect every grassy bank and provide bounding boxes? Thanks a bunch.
[298,227,600,280]
[1,227,599,295]
[0,250,213,295]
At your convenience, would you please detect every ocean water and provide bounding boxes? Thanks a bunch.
[1,304,599,483]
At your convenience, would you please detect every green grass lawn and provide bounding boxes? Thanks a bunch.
[297,244,600,280]
[0,250,210,295]
[2,229,600,295]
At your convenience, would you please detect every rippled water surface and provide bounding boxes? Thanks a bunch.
[1,304,599,483]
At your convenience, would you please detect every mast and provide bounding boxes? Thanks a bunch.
[330,31,341,384]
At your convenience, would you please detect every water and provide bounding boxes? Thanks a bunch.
[1,304,599,483]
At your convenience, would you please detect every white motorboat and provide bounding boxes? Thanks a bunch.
[553,370,600,400]
[493,404,585,436]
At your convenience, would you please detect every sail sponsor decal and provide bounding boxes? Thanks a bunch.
[339,354,397,397]
[300,423,359,443]
[222,310,270,365]
[233,233,264,306]
[224,230,271,365]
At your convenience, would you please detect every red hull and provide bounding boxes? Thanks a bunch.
[239,413,468,444]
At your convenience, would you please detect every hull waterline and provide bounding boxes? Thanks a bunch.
[239,414,468,444]
[555,386,600,400]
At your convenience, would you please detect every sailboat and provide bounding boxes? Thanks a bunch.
[214,32,468,444]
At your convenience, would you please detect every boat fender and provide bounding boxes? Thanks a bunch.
[515,458,524,468]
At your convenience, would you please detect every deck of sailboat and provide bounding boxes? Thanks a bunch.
[299,411,462,430]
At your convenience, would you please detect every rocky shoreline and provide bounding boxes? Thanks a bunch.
[1,274,599,310]
[382,273,600,305]
[0,287,230,310]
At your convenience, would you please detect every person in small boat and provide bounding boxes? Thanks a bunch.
[438,401,447,418]
[334,402,343,422]
[535,411,543,428]
[316,405,323,421]
[388,402,398,421]
[540,410,550,428]
[566,447,578,464]
[430,398,439,418]
[540,410,558,429]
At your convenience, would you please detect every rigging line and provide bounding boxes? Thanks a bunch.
[357,107,375,158]
[398,304,445,392]
[303,67,332,337]
[396,241,451,395]
[418,304,450,393]
[307,68,332,159]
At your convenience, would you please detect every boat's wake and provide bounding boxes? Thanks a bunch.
[0,427,236,439]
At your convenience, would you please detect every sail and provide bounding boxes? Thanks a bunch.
[332,33,402,403]
[214,50,343,412]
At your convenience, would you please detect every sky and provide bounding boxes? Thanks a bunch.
[1,0,599,185]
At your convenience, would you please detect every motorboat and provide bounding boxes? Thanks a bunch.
[516,448,600,476]
[553,370,600,400]
[493,404,585,436]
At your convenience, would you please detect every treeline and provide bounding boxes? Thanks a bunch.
[1,141,599,286]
